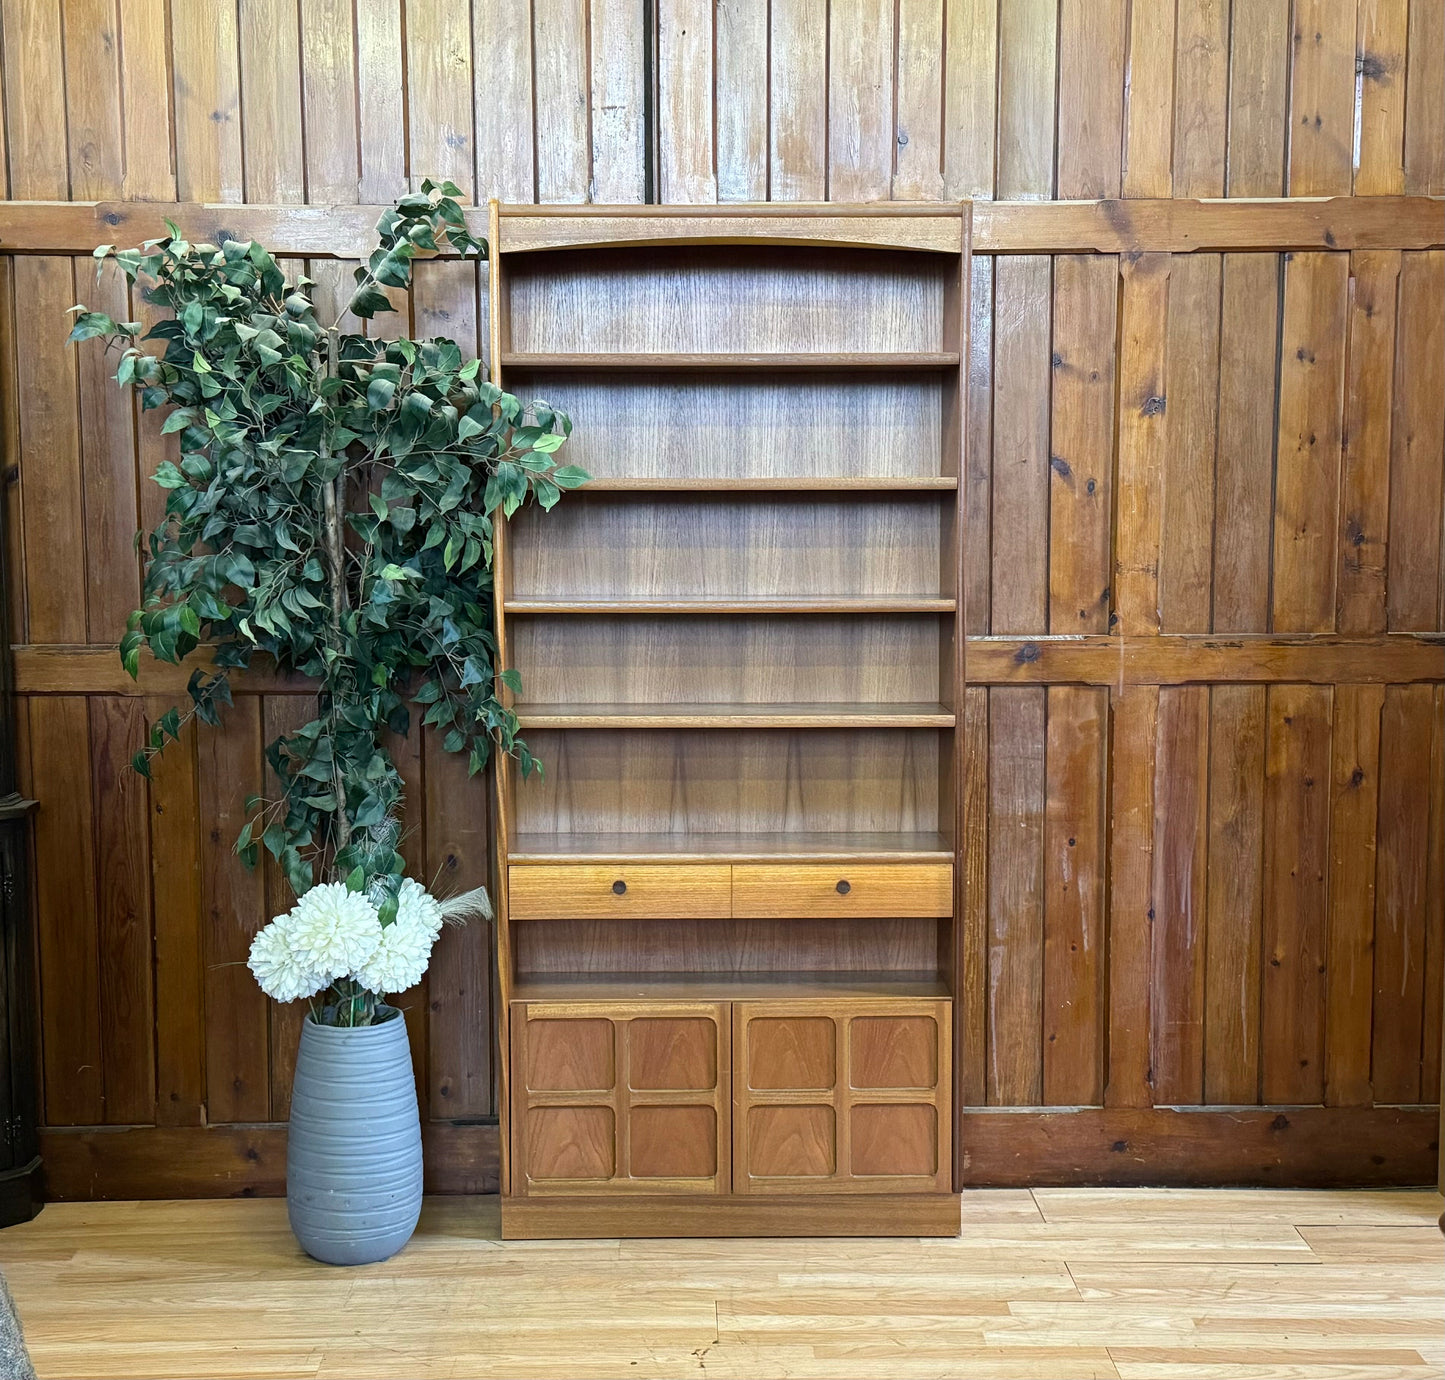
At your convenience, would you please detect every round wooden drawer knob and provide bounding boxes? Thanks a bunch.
[835,879,851,895]
[612,879,627,895]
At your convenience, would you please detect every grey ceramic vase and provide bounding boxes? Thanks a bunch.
[287,1008,422,1266]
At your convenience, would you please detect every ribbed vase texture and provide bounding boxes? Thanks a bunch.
[287,1010,422,1266]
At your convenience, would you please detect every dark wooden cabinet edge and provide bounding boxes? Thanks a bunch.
[0,793,38,1225]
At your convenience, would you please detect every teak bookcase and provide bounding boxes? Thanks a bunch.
[488,203,970,1239]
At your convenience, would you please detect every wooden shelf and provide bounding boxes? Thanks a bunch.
[508,831,954,863]
[577,476,958,492]
[503,351,961,372]
[511,971,952,1002]
[504,596,957,615]
[513,701,956,728]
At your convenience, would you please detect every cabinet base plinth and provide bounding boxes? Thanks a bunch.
[501,1193,961,1239]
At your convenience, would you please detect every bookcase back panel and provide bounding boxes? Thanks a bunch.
[511,614,943,706]
[515,729,941,834]
[514,917,942,977]
[508,371,944,481]
[507,496,944,600]
[507,248,947,354]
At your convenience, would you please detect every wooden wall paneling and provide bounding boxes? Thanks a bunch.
[1372,682,1433,1103]
[1047,255,1116,634]
[958,686,988,1109]
[1121,0,1176,197]
[1337,250,1400,633]
[963,256,993,635]
[198,699,269,1124]
[1,0,68,198]
[118,0,177,201]
[533,0,593,203]
[299,0,361,203]
[0,258,24,642]
[1150,685,1210,1105]
[826,0,895,203]
[145,698,204,1127]
[1171,0,1229,198]
[62,0,123,200]
[588,0,646,203]
[1403,0,1445,195]
[768,0,827,201]
[892,0,944,202]
[382,723,429,1114]
[357,0,408,204]
[1212,252,1280,631]
[1353,0,1409,197]
[91,696,155,1125]
[14,256,86,644]
[1225,0,1291,196]
[1055,0,1125,200]
[1042,685,1106,1105]
[169,0,244,202]
[1272,252,1349,633]
[407,0,476,197]
[996,0,1058,200]
[1159,253,1221,631]
[714,0,768,201]
[1386,252,1445,630]
[1261,683,1332,1105]
[238,0,305,203]
[991,255,1051,634]
[1287,0,1357,196]
[657,0,715,203]
[1203,684,1266,1104]
[985,687,1045,1106]
[1424,686,1445,1104]
[472,0,535,202]
[942,0,997,199]
[30,696,102,1125]
[1325,682,1384,1107]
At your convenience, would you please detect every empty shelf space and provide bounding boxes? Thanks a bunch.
[503,351,961,372]
[511,971,953,1003]
[504,596,957,615]
[577,475,959,492]
[512,702,956,729]
[507,831,954,863]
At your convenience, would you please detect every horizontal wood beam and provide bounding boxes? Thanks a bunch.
[0,197,1438,257]
[14,635,1442,696]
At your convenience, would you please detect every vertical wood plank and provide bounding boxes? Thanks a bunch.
[1338,250,1400,634]
[1171,0,1230,197]
[300,0,361,202]
[407,0,476,196]
[1225,0,1290,196]
[385,724,428,1115]
[238,0,306,201]
[0,259,26,643]
[118,0,176,200]
[199,700,268,1124]
[827,0,895,202]
[534,0,593,203]
[942,0,998,198]
[1055,0,1126,198]
[1403,0,1445,194]
[1286,0,1357,195]
[1385,251,1445,630]
[1353,0,1409,195]
[1372,682,1433,1103]
[63,0,124,199]
[991,255,1051,635]
[170,0,244,202]
[2,0,69,197]
[1113,252,1171,638]
[959,686,989,1106]
[472,0,534,201]
[715,0,768,201]
[986,687,1045,1106]
[996,0,1057,199]
[1423,686,1445,1103]
[1325,683,1383,1107]
[91,696,155,1125]
[589,0,646,202]
[964,255,994,636]
[1203,684,1266,1105]
[1213,253,1280,632]
[30,696,102,1125]
[1105,686,1158,1108]
[1121,0,1176,197]
[1261,683,1331,1105]
[1160,253,1221,632]
[892,0,944,201]
[769,0,828,200]
[1272,252,1349,633]
[1151,685,1210,1106]
[146,696,204,1127]
[357,0,409,203]
[657,0,716,202]
[1048,254,1116,634]
[1042,685,1106,1106]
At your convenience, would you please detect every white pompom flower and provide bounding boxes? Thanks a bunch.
[355,910,437,996]
[396,877,444,939]
[285,882,383,984]
[248,915,324,1003]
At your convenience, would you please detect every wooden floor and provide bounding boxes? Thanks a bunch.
[0,1191,1441,1379]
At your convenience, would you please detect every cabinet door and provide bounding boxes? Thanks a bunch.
[511,1002,730,1196]
[733,1000,951,1194]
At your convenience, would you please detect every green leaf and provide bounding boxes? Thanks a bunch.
[550,465,591,490]
[67,310,118,343]
[367,376,397,411]
[345,865,366,893]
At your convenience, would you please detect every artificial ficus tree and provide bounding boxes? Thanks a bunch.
[69,181,585,929]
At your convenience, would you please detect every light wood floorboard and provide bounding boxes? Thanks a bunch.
[0,1190,1440,1379]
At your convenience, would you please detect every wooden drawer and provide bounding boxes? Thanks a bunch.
[731,863,953,918]
[509,864,732,920]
